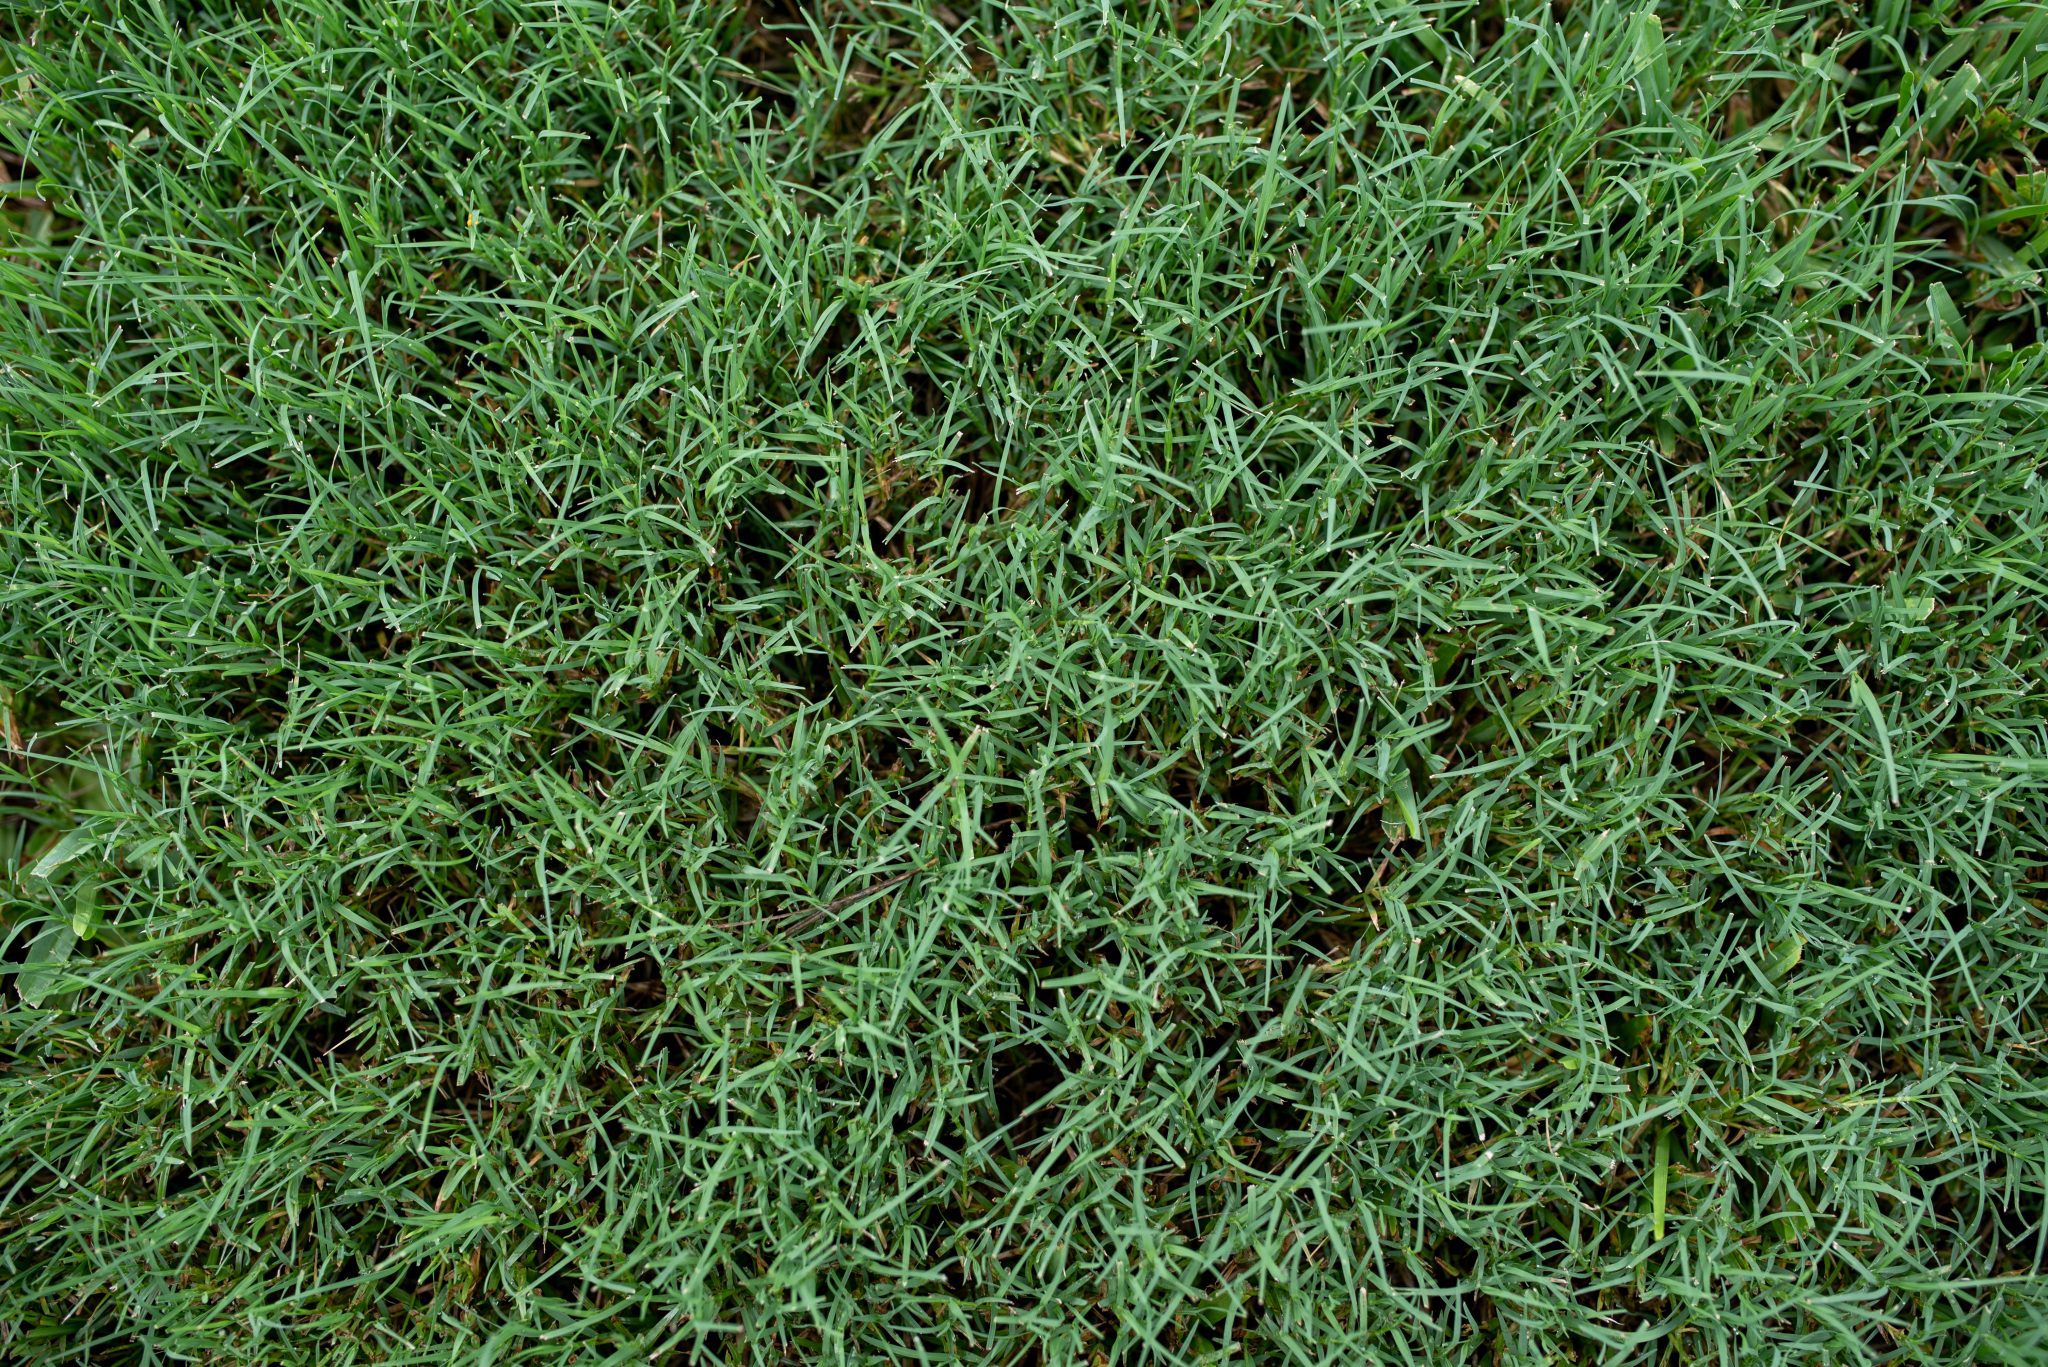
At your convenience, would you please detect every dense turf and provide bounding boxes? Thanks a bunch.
[3,0,2047,1361]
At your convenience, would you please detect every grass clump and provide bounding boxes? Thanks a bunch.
[3,0,2048,1361]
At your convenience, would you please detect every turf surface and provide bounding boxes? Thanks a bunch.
[4,0,2048,1361]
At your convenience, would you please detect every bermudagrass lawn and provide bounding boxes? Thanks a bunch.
[3,0,2048,1361]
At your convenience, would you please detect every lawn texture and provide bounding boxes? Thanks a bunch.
[3,0,2048,1362]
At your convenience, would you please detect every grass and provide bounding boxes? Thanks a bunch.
[2,0,2047,1360]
